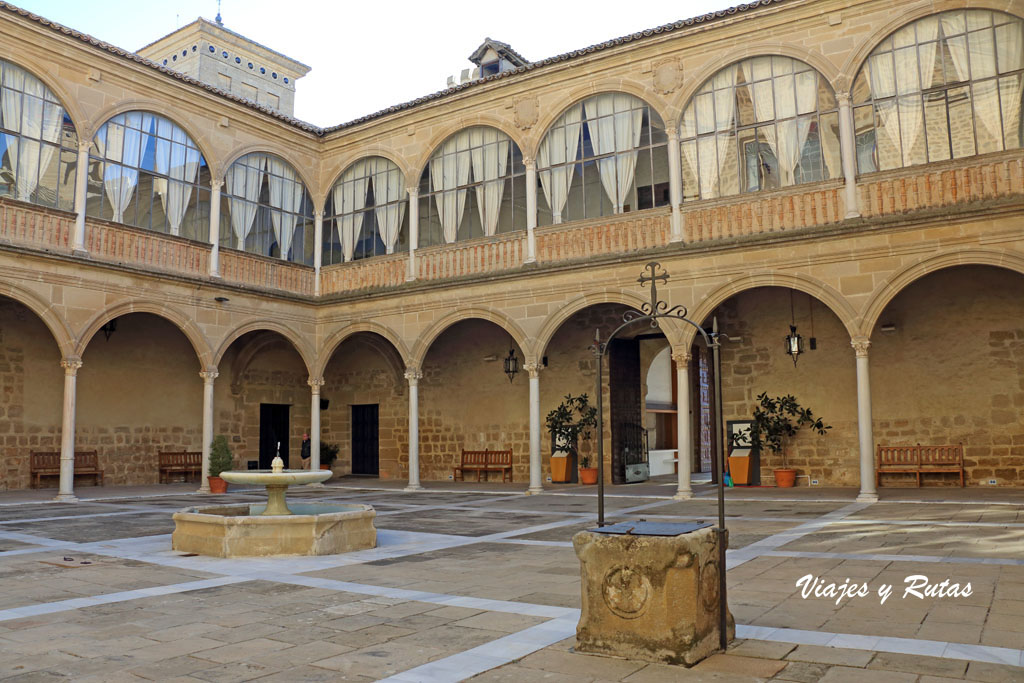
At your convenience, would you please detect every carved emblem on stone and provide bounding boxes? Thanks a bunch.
[513,96,539,130]
[602,566,652,619]
[652,59,683,95]
[699,559,721,611]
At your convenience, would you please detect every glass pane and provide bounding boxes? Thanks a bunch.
[736,83,755,127]
[898,95,926,165]
[738,127,759,192]
[819,111,842,179]
[948,86,977,158]
[875,101,903,170]
[923,91,951,161]
[680,140,699,202]
[969,28,998,80]
[973,79,1003,153]
[717,131,739,197]
[854,106,878,173]
[999,74,1023,149]
[995,22,1024,74]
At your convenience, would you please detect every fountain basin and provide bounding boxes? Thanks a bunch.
[171,503,376,557]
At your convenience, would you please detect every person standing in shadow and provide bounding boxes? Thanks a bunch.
[300,433,311,469]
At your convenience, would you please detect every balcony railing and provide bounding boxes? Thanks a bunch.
[2,152,1022,299]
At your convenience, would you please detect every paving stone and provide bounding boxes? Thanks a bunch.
[693,654,788,678]
[818,665,918,682]
[727,640,797,660]
[771,661,831,682]
[964,661,1024,682]
[518,649,648,679]
[785,645,875,667]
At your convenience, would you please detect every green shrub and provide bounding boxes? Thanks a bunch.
[208,435,234,477]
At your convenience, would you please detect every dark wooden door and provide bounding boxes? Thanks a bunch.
[351,404,379,476]
[609,338,644,484]
[259,403,290,469]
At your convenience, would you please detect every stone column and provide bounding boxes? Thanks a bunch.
[313,210,324,296]
[852,338,878,502]
[72,140,90,254]
[407,187,419,281]
[56,358,82,502]
[524,157,538,263]
[526,362,543,494]
[308,378,324,472]
[208,178,222,277]
[666,129,684,243]
[198,370,218,493]
[672,350,693,500]
[404,367,424,491]
[837,93,861,219]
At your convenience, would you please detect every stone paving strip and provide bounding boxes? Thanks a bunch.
[0,487,1021,681]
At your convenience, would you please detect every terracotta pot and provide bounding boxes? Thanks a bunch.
[579,467,598,485]
[208,476,227,494]
[320,465,330,470]
[774,468,797,488]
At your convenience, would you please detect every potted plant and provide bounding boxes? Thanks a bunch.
[735,393,830,488]
[545,394,598,484]
[207,435,234,494]
[320,442,339,473]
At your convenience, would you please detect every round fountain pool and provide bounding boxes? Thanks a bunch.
[172,502,377,558]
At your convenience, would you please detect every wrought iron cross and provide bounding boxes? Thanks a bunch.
[637,262,669,314]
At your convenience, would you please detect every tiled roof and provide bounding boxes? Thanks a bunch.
[1,0,790,137]
[468,38,530,68]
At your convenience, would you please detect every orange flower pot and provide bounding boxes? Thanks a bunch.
[579,467,598,485]
[774,468,797,488]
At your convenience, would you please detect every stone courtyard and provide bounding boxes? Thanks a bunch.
[0,480,1021,682]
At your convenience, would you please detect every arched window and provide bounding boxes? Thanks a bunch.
[0,59,78,211]
[324,157,407,265]
[418,127,525,246]
[220,152,314,264]
[538,93,668,224]
[853,10,1024,171]
[679,57,841,202]
[87,112,209,240]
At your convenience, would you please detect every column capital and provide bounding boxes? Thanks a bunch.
[671,350,691,365]
[524,361,543,378]
[522,156,536,170]
[307,377,325,389]
[61,358,83,374]
[836,92,852,107]
[314,209,324,220]
[850,338,871,357]
[77,139,91,154]
[407,186,420,198]
[210,177,224,191]
[200,370,219,382]
[404,367,423,384]
[666,127,679,143]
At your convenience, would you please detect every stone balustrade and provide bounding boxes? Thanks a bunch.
[2,153,1023,298]
[536,210,671,262]
[218,249,314,295]
[0,199,72,253]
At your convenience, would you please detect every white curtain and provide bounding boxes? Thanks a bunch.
[226,155,264,250]
[333,161,368,261]
[155,124,200,236]
[1,66,62,203]
[743,62,778,184]
[100,113,151,224]
[584,93,644,212]
[369,159,406,253]
[469,128,509,236]
[431,131,471,243]
[699,68,738,199]
[996,22,1024,148]
[538,104,582,223]
[267,156,304,260]
[2,69,23,201]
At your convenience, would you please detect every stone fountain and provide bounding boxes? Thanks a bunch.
[172,454,376,558]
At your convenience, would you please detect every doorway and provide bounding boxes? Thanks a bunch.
[351,404,379,476]
[259,403,290,469]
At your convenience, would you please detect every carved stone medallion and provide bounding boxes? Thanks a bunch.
[653,59,683,95]
[513,96,539,130]
[602,566,652,619]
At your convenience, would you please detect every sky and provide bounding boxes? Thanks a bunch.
[14,0,740,127]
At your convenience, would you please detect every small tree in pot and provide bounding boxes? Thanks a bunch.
[207,435,234,494]
[320,442,339,474]
[737,393,831,488]
[546,394,598,484]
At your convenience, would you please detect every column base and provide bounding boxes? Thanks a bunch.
[72,248,89,258]
[526,486,544,495]
[53,493,79,503]
[306,482,325,488]
[845,211,861,220]
[197,484,211,494]
[856,491,878,503]
[673,490,694,500]
[403,484,424,492]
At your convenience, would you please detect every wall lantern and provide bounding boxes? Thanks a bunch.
[503,345,519,383]
[100,319,118,341]
[785,324,804,365]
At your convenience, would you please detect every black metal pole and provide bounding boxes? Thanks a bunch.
[712,316,728,651]
[595,329,605,527]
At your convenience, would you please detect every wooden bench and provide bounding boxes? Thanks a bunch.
[876,444,964,487]
[453,449,513,482]
[30,451,103,488]
[158,451,203,483]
